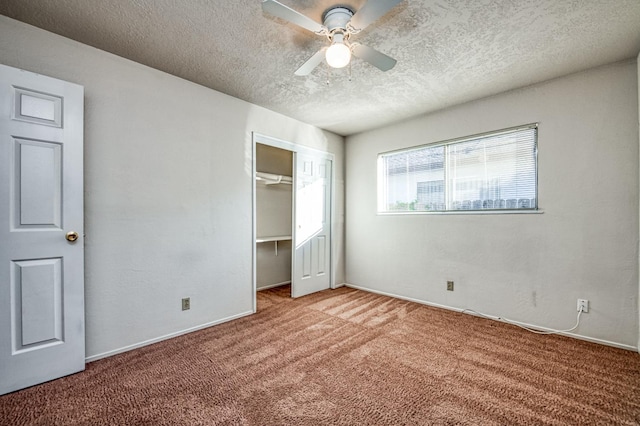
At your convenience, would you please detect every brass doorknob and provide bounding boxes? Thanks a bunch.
[66,231,79,242]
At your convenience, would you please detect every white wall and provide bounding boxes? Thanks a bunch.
[346,60,639,349]
[0,16,345,360]
[638,51,640,353]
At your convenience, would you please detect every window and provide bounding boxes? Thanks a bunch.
[377,124,537,213]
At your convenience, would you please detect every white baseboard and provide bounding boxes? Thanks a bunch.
[344,283,638,352]
[85,310,254,363]
[257,281,291,291]
[257,281,346,291]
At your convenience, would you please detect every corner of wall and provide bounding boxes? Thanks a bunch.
[637,51,640,354]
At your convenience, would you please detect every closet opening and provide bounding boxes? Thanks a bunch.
[252,133,334,312]
[255,143,293,297]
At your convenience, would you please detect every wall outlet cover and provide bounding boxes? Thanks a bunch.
[577,299,589,313]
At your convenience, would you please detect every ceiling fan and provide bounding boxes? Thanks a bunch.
[262,0,403,76]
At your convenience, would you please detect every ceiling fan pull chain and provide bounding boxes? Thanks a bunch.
[326,62,331,86]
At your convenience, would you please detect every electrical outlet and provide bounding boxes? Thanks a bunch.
[447,281,454,291]
[577,299,589,313]
[182,297,190,311]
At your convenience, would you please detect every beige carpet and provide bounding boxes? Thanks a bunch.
[1,285,639,425]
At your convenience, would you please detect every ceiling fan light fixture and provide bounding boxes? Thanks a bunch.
[326,43,351,68]
[325,33,351,68]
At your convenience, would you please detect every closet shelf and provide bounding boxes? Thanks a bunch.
[256,171,292,185]
[256,236,291,256]
[256,235,292,243]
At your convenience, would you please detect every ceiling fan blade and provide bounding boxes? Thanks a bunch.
[349,0,403,31]
[294,48,327,76]
[262,0,325,34]
[352,44,397,71]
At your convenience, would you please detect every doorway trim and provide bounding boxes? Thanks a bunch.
[252,132,336,312]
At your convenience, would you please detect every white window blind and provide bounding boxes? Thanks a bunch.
[378,125,537,213]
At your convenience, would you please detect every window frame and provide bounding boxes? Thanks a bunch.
[377,123,540,215]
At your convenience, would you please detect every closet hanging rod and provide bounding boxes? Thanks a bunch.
[256,171,292,185]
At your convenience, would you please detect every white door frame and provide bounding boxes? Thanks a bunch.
[251,133,336,312]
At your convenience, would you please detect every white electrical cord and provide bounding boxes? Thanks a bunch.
[462,307,584,335]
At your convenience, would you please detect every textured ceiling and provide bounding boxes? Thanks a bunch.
[1,1,639,135]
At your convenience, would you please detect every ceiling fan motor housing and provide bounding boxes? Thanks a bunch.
[323,7,354,32]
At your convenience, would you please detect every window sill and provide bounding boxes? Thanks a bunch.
[377,209,544,216]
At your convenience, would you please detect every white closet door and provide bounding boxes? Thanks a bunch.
[291,152,332,298]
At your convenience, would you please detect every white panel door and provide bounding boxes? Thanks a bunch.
[0,64,84,395]
[292,152,332,298]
